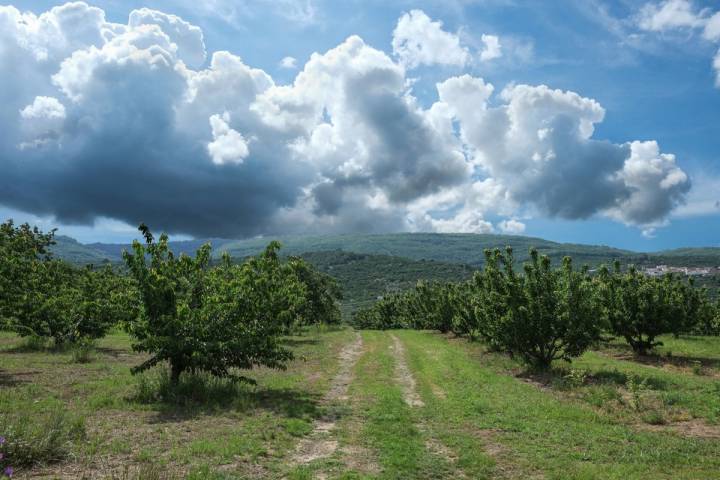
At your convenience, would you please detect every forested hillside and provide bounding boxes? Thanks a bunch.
[53,232,720,268]
[50,232,720,314]
[298,251,474,314]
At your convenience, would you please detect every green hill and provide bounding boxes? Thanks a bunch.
[298,250,474,315]
[51,232,720,268]
[213,233,635,267]
[51,236,116,265]
[48,232,720,315]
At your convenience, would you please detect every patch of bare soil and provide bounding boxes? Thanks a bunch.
[640,418,720,439]
[467,428,545,480]
[291,332,364,465]
[389,334,424,408]
[417,425,468,479]
[429,381,447,399]
[341,442,381,477]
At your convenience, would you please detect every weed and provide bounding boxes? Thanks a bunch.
[132,368,252,406]
[0,408,85,467]
[691,360,703,376]
[584,385,621,409]
[562,368,588,389]
[626,376,649,411]
[641,410,667,425]
[20,335,48,352]
[71,339,95,364]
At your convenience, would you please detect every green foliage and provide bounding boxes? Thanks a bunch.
[412,281,456,333]
[597,263,713,355]
[0,220,135,346]
[123,224,307,385]
[298,250,473,316]
[351,292,413,330]
[693,297,720,335]
[288,256,342,326]
[354,248,602,369]
[0,220,56,332]
[502,248,600,369]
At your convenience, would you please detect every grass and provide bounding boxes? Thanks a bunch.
[0,327,355,478]
[0,407,85,467]
[351,332,457,479]
[1,329,720,478]
[397,330,720,479]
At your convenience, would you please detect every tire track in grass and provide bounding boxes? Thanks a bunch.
[389,333,469,478]
[390,333,425,408]
[291,331,363,466]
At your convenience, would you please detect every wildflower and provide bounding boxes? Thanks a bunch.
[3,466,12,477]
[0,436,4,445]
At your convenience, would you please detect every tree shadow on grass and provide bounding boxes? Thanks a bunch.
[601,342,720,370]
[0,369,35,387]
[149,386,323,424]
[129,371,323,423]
[589,369,668,390]
[281,338,320,347]
[94,346,128,358]
[516,365,668,391]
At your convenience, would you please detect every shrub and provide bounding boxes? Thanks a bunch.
[124,224,306,385]
[70,338,95,364]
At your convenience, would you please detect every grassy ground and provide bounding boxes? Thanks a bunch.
[1,330,719,479]
[0,327,355,479]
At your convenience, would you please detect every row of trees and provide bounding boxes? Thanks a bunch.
[1,220,342,385]
[353,247,720,368]
[0,220,137,345]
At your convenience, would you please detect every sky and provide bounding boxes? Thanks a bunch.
[0,0,719,250]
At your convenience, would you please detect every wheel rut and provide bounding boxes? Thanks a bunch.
[389,333,424,408]
[389,333,469,478]
[291,331,364,466]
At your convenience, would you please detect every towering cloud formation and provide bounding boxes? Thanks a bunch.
[0,3,691,237]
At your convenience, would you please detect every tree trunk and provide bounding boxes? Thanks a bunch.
[170,362,184,386]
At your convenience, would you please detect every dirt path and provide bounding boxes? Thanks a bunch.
[390,333,425,408]
[291,331,364,465]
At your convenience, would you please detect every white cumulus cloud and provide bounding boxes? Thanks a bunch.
[207,112,250,165]
[280,56,298,69]
[0,3,696,238]
[498,218,526,234]
[392,10,469,68]
[480,34,502,61]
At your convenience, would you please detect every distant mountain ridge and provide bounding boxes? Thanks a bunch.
[51,232,720,268]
